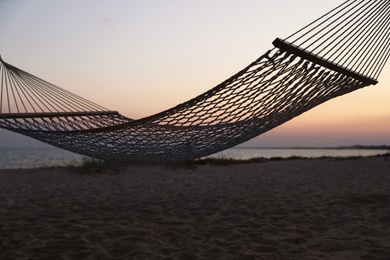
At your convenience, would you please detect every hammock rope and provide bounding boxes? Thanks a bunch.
[0,0,389,163]
[284,0,390,80]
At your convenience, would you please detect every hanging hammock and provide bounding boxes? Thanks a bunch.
[1,0,389,163]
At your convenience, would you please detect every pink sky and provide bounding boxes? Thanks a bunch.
[0,0,389,148]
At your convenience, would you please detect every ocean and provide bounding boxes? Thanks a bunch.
[0,147,388,170]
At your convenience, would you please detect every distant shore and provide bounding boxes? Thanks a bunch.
[196,152,390,164]
[1,156,390,259]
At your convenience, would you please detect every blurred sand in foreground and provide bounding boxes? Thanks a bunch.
[1,156,389,259]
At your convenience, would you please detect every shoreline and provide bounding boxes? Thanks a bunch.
[1,156,389,259]
[1,152,389,172]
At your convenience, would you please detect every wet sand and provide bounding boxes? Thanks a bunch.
[1,156,389,259]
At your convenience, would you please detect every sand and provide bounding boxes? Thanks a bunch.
[0,156,389,259]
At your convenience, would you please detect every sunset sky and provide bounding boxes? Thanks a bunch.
[0,0,389,148]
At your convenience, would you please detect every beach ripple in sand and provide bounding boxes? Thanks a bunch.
[0,157,390,259]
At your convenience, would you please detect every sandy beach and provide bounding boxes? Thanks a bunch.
[1,156,389,259]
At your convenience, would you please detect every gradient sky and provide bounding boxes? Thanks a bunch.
[0,0,389,148]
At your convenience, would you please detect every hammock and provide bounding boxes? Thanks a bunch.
[1,0,389,163]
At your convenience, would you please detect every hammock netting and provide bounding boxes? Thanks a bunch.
[1,0,389,163]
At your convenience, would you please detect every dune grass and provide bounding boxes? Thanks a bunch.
[66,152,390,173]
[67,158,127,174]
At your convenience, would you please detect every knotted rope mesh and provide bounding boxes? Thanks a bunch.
[1,0,389,163]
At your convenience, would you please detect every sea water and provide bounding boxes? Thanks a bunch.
[0,147,388,169]
[0,148,86,169]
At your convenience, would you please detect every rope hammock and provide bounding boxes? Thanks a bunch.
[1,0,389,163]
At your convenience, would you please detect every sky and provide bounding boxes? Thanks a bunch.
[0,0,389,148]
